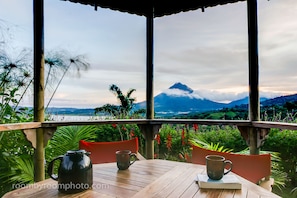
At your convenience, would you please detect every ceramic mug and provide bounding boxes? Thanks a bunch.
[206,155,232,180]
[116,150,137,170]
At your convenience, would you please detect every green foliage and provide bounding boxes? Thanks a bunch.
[154,124,191,161]
[192,126,247,152]
[95,124,123,142]
[94,84,145,118]
[0,49,33,118]
[8,156,34,185]
[0,155,34,192]
[45,125,97,162]
[0,130,34,157]
[0,67,33,124]
[182,107,248,120]
[291,187,297,197]
[95,124,138,142]
[94,124,145,154]
[263,129,297,186]
[236,149,287,190]
[0,131,34,196]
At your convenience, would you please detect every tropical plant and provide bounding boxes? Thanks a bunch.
[0,131,34,196]
[44,52,90,110]
[189,137,234,153]
[0,22,92,194]
[0,49,33,123]
[94,84,145,118]
[291,187,297,197]
[93,84,146,142]
[45,125,97,162]
[3,156,34,185]
[0,49,91,194]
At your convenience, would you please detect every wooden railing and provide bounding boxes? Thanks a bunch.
[1,119,297,131]
[0,122,41,132]
[2,119,297,157]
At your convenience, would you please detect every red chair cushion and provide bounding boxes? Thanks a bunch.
[191,145,271,183]
[79,138,139,164]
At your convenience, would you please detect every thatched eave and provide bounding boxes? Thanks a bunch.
[61,0,246,17]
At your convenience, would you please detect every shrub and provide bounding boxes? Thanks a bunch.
[263,128,297,186]
[192,126,247,152]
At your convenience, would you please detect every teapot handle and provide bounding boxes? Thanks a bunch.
[47,155,63,181]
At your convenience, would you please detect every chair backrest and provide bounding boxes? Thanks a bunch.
[79,138,139,164]
[191,145,271,183]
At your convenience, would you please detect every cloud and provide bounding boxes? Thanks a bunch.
[163,88,203,99]
[2,0,297,108]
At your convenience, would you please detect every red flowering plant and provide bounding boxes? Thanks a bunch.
[154,124,192,161]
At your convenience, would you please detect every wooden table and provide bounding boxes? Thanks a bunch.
[3,159,280,198]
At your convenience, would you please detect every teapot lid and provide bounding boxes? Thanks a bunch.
[66,150,87,155]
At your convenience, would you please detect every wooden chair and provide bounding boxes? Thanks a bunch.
[190,145,274,191]
[79,137,145,164]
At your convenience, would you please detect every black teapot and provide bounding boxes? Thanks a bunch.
[47,150,93,193]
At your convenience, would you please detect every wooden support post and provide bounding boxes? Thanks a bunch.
[248,128,259,154]
[247,0,260,154]
[138,124,161,159]
[146,10,154,120]
[34,128,44,181]
[143,7,156,159]
[33,0,45,182]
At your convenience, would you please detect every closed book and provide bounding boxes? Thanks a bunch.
[196,174,242,189]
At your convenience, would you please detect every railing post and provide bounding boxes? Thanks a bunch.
[138,124,161,159]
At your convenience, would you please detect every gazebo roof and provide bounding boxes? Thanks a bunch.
[62,0,246,17]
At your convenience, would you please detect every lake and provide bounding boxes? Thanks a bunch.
[49,115,110,121]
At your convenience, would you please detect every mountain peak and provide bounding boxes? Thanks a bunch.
[169,82,193,93]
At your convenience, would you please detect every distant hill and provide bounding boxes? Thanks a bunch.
[226,96,268,107]
[261,94,297,107]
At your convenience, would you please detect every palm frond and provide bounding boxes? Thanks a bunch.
[189,137,233,152]
[291,187,297,197]
[0,155,34,186]
[45,125,97,161]
[9,157,34,184]
[94,104,119,116]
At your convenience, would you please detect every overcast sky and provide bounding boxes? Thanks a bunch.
[1,0,297,108]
